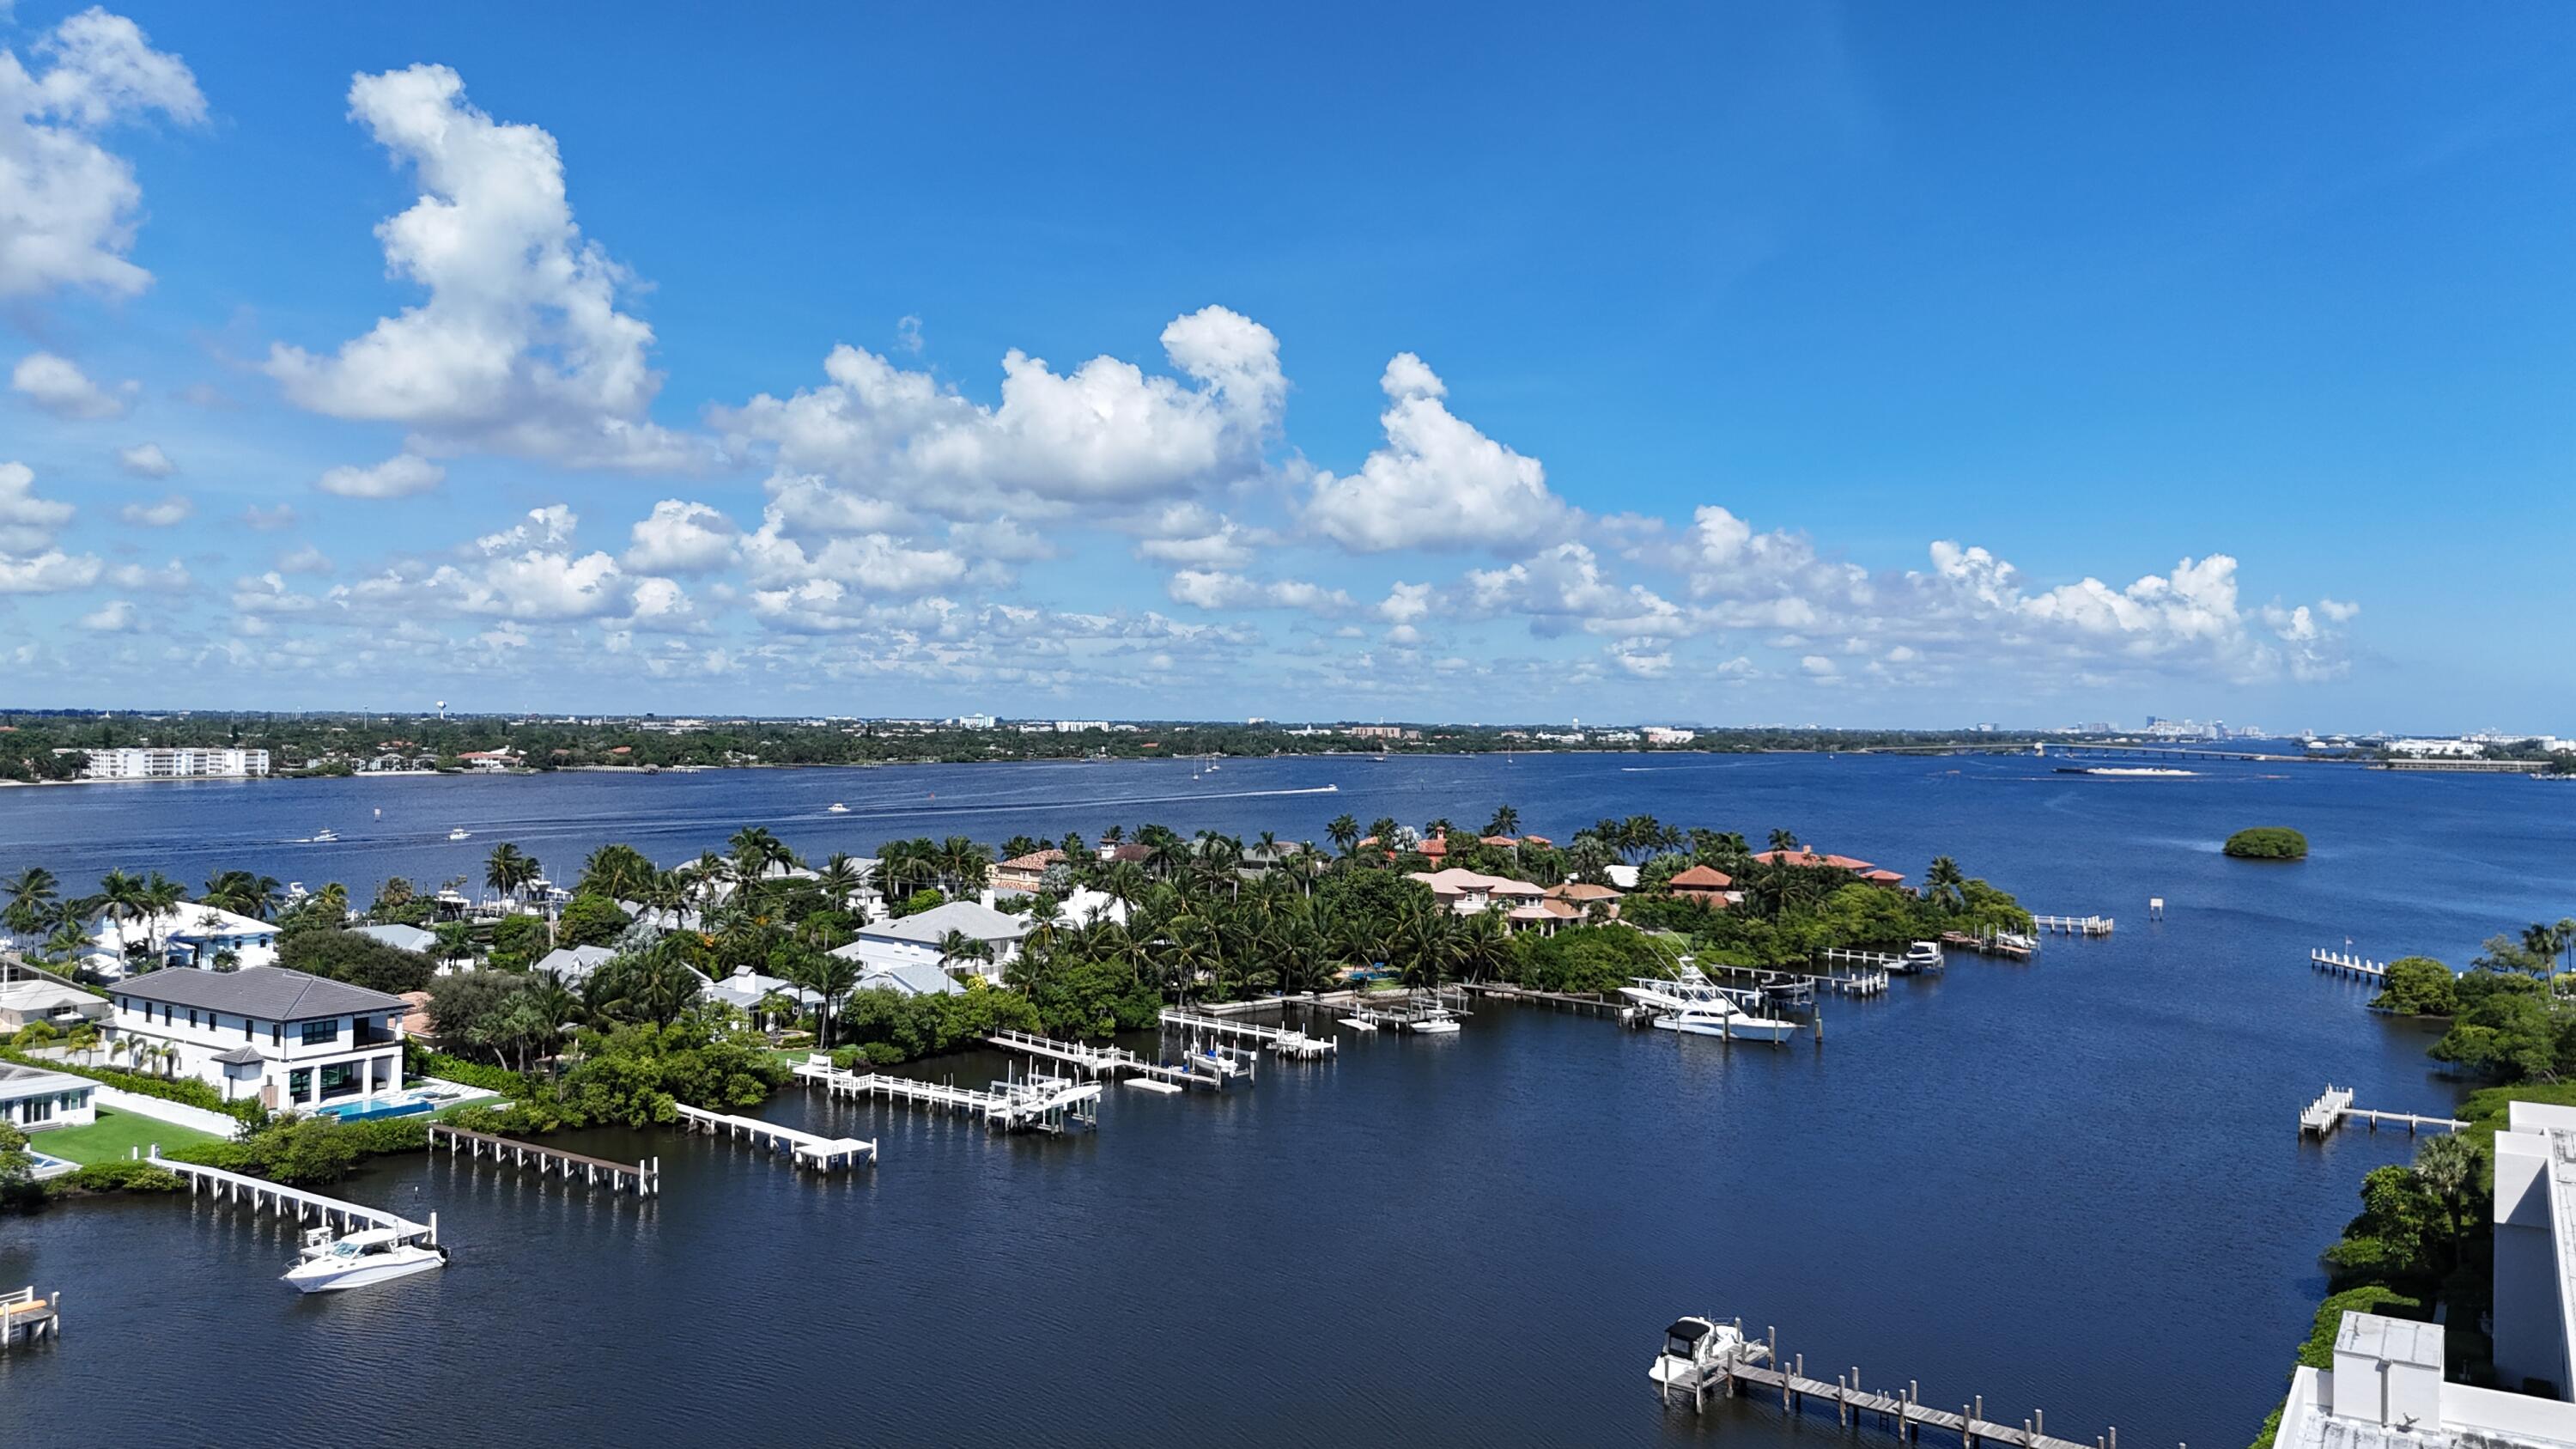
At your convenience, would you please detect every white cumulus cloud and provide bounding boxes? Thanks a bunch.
[114,441,174,477]
[12,350,130,417]
[0,8,205,298]
[265,64,696,470]
[1306,353,1571,553]
[117,492,189,526]
[624,499,738,575]
[316,454,444,499]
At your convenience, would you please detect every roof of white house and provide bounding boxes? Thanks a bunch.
[0,978,111,1017]
[111,965,404,1020]
[350,922,437,953]
[0,1060,92,1100]
[533,945,618,982]
[705,966,822,1011]
[92,901,278,948]
[859,963,963,997]
[855,901,1034,947]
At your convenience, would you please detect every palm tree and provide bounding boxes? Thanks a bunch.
[2523,921,2570,977]
[1924,856,1967,913]
[937,928,996,984]
[138,872,186,959]
[937,836,993,897]
[782,949,862,1049]
[40,921,88,968]
[1327,814,1361,855]
[816,852,867,913]
[3,866,59,946]
[485,843,540,901]
[577,843,658,902]
[1767,828,1802,854]
[1485,805,1521,839]
[204,869,283,921]
[2413,1133,2475,1269]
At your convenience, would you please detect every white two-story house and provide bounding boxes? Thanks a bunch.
[106,966,408,1115]
[831,901,1032,986]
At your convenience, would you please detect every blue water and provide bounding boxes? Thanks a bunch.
[0,752,2563,1447]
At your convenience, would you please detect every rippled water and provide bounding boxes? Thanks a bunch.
[0,752,2559,1446]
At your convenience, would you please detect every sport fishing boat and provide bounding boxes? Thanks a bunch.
[825,802,851,813]
[1899,941,1946,973]
[447,827,471,841]
[1622,967,1798,1042]
[309,827,339,843]
[1410,1008,1461,1035]
[1649,1316,1770,1403]
[281,1227,445,1294]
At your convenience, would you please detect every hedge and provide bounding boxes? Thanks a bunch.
[406,1045,531,1098]
[0,1044,261,1123]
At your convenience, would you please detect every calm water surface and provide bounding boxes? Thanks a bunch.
[0,753,2564,1446]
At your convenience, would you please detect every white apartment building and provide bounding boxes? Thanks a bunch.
[1643,727,1698,746]
[78,747,270,780]
[106,966,409,1113]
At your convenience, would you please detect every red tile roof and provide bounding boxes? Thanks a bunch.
[1668,864,1735,889]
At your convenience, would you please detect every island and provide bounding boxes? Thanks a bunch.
[2223,826,2308,861]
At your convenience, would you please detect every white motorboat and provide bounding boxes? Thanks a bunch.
[309,828,339,843]
[1411,1009,1461,1035]
[281,1227,445,1294]
[1625,966,1798,1042]
[447,828,471,841]
[1649,1316,1770,1402]
[825,802,850,814]
[1900,941,1946,973]
[1995,930,2036,952]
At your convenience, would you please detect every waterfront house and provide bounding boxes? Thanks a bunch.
[87,900,281,974]
[832,901,1032,986]
[705,966,823,1025]
[105,966,408,1112]
[0,1061,95,1132]
[1407,868,1546,917]
[1666,865,1738,906]
[0,977,112,1032]
[1752,849,1905,888]
[991,849,1065,895]
[853,963,963,998]
[350,922,438,954]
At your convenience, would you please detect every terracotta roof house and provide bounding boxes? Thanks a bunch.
[1667,864,1737,904]
[1751,848,1905,889]
[992,849,1065,894]
[1406,868,1550,925]
[1535,876,1618,917]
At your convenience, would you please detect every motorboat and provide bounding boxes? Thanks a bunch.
[1900,941,1946,973]
[281,1227,445,1294]
[447,828,471,841]
[309,828,339,843]
[825,802,850,814]
[1411,1009,1461,1035]
[1649,1316,1770,1403]
[1654,1002,1797,1044]
[1994,930,2036,953]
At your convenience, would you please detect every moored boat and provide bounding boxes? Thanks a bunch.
[281,1227,445,1294]
[1649,1316,1770,1402]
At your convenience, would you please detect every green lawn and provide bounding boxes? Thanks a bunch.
[30,1106,225,1166]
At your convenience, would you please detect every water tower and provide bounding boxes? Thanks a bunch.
[436,700,447,721]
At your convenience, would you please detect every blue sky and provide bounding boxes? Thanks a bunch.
[3,3,2570,729]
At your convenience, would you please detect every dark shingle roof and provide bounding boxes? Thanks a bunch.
[112,966,404,1020]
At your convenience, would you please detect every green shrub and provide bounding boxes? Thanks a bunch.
[59,1160,183,1195]
[2369,957,2458,1016]
[444,1099,579,1135]
[405,1045,530,1097]
[2225,827,2309,860]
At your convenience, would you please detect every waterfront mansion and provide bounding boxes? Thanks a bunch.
[105,967,409,1113]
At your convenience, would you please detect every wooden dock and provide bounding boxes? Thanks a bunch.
[672,1102,875,1169]
[793,1061,1104,1134]
[427,1122,659,1196]
[2300,1084,2464,1137]
[141,1145,437,1244]
[0,1288,59,1350]
[1457,983,1637,1017]
[2309,949,2389,983]
[985,1030,1226,1090]
[1160,1008,1338,1056]
[1941,931,2033,962]
[2031,915,2113,936]
[1683,1321,2127,1449]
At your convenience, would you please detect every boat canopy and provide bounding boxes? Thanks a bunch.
[1666,1318,1715,1342]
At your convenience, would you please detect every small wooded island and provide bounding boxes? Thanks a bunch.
[2223,826,2309,860]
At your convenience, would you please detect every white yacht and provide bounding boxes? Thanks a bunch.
[1899,941,1946,973]
[281,1227,445,1294]
[825,802,850,814]
[1411,1008,1461,1035]
[1649,1316,1770,1402]
[1622,967,1798,1042]
[447,827,471,841]
[309,828,339,843]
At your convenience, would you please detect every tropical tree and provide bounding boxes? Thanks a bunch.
[204,869,283,921]
[782,948,862,1049]
[938,928,996,984]
[1767,828,1802,854]
[1485,805,1522,839]
[1923,856,1967,913]
[3,867,60,945]
[485,843,542,901]
[2411,1132,2476,1269]
[1327,814,1361,855]
[577,843,659,902]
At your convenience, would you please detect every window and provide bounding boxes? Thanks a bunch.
[271,1023,282,1046]
[243,1017,252,1041]
[301,1019,339,1045]
[187,1009,198,1028]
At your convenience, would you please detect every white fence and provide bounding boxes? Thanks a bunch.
[93,1085,242,1138]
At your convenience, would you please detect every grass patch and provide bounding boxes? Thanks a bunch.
[32,1106,226,1166]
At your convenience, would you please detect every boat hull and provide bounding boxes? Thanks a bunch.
[283,1252,443,1294]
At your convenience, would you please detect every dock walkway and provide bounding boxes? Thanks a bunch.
[141,1145,436,1243]
[793,1061,1104,1133]
[427,1122,659,1196]
[2310,949,2389,983]
[2031,915,2114,936]
[0,1288,59,1350]
[1679,1321,2126,1449]
[1160,1008,1337,1057]
[2300,1084,2464,1137]
[671,1102,874,1170]
[984,1030,1222,1089]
